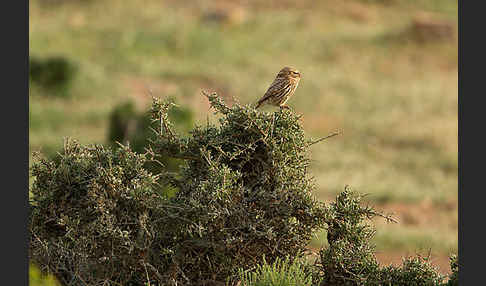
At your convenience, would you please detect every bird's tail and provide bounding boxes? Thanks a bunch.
[255,100,263,109]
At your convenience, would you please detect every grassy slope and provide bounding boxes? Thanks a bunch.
[29,0,457,273]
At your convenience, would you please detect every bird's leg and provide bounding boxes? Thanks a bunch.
[279,104,290,110]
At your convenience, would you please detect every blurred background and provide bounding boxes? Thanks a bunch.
[29,0,457,274]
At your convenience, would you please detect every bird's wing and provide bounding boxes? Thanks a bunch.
[258,78,288,104]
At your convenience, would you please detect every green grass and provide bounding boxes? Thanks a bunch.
[237,256,316,286]
[30,264,60,286]
[29,0,457,260]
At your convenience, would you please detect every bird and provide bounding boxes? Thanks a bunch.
[255,66,301,110]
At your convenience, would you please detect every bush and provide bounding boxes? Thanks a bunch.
[236,186,460,286]
[315,188,448,286]
[146,92,328,283]
[444,254,458,286]
[107,99,194,173]
[29,139,170,285]
[29,92,457,285]
[29,56,78,97]
[378,255,445,286]
[30,93,329,284]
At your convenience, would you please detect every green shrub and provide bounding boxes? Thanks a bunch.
[237,189,459,286]
[237,255,319,286]
[378,255,445,286]
[29,92,457,285]
[147,92,328,283]
[444,254,458,286]
[29,56,78,97]
[29,139,170,285]
[30,93,329,284]
[107,101,139,148]
[315,188,447,286]
[107,99,194,173]
[316,188,383,285]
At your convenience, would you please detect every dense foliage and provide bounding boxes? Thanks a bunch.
[315,188,450,286]
[146,92,328,283]
[29,140,169,285]
[30,93,328,284]
[108,99,194,175]
[29,93,458,285]
[239,189,458,286]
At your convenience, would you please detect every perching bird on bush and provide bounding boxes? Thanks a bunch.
[255,66,301,109]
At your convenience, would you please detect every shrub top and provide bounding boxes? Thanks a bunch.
[147,92,331,282]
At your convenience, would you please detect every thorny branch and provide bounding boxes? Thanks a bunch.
[309,130,342,146]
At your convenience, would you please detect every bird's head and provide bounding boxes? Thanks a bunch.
[279,66,301,80]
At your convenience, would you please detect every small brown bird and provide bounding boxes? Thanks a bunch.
[255,66,301,109]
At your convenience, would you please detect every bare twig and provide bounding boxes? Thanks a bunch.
[145,262,165,282]
[309,130,342,145]
[369,210,399,224]
[160,112,176,141]
[246,113,268,139]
